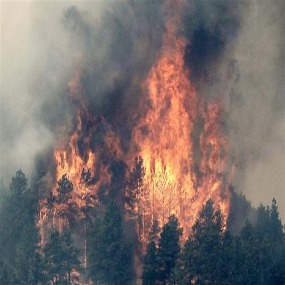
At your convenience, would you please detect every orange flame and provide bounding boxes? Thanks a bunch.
[39,0,231,242]
[129,0,231,238]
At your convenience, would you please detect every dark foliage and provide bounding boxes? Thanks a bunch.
[143,199,285,285]
[43,229,81,284]
[0,170,44,284]
[1,170,285,284]
[88,202,133,284]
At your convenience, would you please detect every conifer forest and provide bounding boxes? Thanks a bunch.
[1,0,285,284]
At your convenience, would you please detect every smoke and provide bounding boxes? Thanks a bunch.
[1,0,165,183]
[182,0,285,220]
[1,1,94,182]
[186,0,284,220]
[227,0,285,220]
[1,0,284,220]
[1,2,53,182]
[183,0,243,81]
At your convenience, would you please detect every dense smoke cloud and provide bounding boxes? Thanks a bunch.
[227,0,285,219]
[1,0,284,220]
[1,0,165,182]
[1,2,54,182]
[182,0,285,219]
[183,0,243,81]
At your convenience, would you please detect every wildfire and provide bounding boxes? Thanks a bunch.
[129,0,231,238]
[39,69,123,232]
[40,0,231,242]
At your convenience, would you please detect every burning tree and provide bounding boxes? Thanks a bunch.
[2,0,285,284]
[77,168,97,270]
[34,0,240,281]
[44,174,78,231]
[126,156,152,241]
[35,0,234,249]
[55,174,78,229]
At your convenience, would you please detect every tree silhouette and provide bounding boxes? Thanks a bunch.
[126,156,150,240]
[180,199,224,284]
[88,203,133,284]
[157,215,182,284]
[43,229,80,284]
[78,168,97,270]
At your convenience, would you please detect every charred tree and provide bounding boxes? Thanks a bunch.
[126,156,151,241]
[77,168,97,270]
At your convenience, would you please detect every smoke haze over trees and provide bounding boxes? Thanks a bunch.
[1,0,285,283]
[1,170,284,283]
[1,0,284,219]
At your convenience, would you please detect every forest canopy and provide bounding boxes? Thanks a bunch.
[0,170,284,284]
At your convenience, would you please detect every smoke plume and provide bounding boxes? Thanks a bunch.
[1,0,284,220]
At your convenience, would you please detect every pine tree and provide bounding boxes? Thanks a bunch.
[126,156,150,240]
[126,156,145,215]
[266,198,285,284]
[257,199,285,284]
[0,170,44,284]
[14,224,44,285]
[142,241,157,285]
[44,230,63,283]
[77,168,97,271]
[61,230,82,284]
[181,199,224,284]
[142,220,161,285]
[220,230,236,284]
[44,229,81,284]
[269,198,284,242]
[255,203,271,241]
[55,174,78,228]
[88,203,133,284]
[157,215,182,284]
[238,220,261,284]
[149,219,161,245]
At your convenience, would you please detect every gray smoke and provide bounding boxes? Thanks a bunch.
[182,0,285,220]
[1,0,165,183]
[227,0,285,219]
[1,0,284,220]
